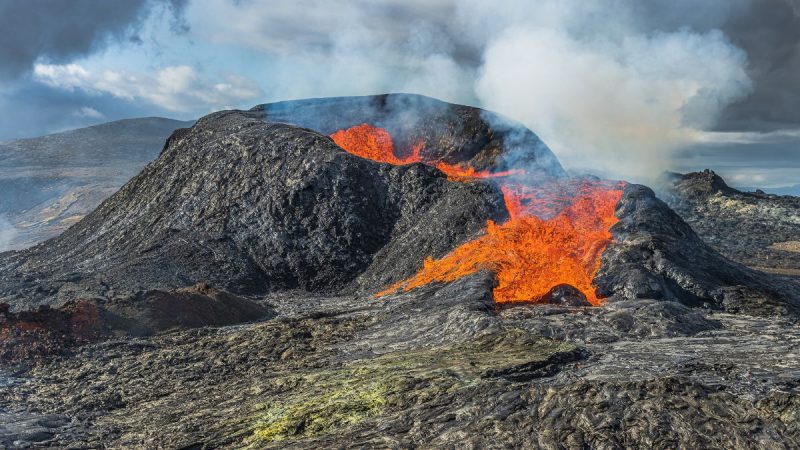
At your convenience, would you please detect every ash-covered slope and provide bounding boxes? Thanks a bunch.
[0,117,194,251]
[0,107,513,309]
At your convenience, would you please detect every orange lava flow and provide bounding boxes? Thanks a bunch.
[330,123,624,305]
[330,124,422,165]
[330,124,518,180]
[377,184,622,305]
[435,162,525,181]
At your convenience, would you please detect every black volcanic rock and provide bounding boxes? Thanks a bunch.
[0,283,270,362]
[3,278,798,449]
[0,105,524,309]
[663,169,800,275]
[596,184,800,316]
[541,284,592,307]
[98,283,273,338]
[668,169,737,199]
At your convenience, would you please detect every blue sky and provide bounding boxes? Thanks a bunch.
[1,0,799,187]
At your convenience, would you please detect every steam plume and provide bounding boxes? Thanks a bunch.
[199,0,753,182]
[474,23,751,182]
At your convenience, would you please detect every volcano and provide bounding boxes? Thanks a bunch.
[2,94,793,314]
[1,94,799,448]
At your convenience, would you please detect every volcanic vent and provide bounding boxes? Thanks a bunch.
[0,94,797,316]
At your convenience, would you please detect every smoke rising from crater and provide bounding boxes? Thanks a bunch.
[470,1,752,182]
[194,0,753,182]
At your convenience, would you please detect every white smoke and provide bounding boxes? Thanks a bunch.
[460,1,752,182]
[474,25,751,182]
[177,0,757,182]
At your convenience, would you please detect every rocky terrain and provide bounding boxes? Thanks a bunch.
[0,283,272,362]
[663,169,800,277]
[0,94,798,448]
[597,184,799,316]
[0,117,193,251]
[1,274,798,448]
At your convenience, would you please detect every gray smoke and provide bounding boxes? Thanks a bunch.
[189,0,755,183]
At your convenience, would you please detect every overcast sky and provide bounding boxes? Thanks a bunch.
[0,0,798,187]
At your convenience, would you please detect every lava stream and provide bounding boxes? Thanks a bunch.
[330,123,624,305]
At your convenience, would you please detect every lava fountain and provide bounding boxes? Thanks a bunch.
[331,123,624,306]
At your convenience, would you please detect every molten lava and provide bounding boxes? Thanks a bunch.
[330,123,624,306]
[330,124,422,165]
[501,179,624,220]
[377,183,622,305]
[434,162,525,181]
[330,124,517,180]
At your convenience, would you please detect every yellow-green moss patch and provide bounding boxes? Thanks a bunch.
[244,328,578,446]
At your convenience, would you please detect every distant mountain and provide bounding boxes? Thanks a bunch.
[738,184,800,197]
[0,117,194,251]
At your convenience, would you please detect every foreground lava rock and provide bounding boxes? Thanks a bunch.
[1,274,798,448]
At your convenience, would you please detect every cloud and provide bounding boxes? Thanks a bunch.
[31,64,92,91]
[187,0,457,55]
[184,0,476,104]
[74,107,106,120]
[175,0,756,182]
[674,128,800,188]
[0,0,187,79]
[3,0,799,186]
[33,63,262,113]
[717,0,800,130]
[693,128,800,145]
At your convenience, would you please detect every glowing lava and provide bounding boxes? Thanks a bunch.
[330,123,624,305]
[330,124,422,165]
[330,123,518,181]
[377,183,622,305]
[434,162,525,181]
